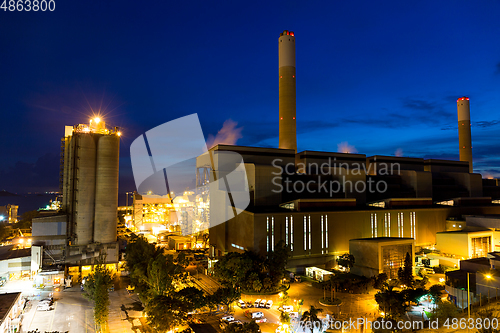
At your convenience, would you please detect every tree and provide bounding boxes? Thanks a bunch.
[397,252,414,288]
[300,305,324,332]
[213,252,253,288]
[83,257,114,332]
[428,284,445,303]
[475,309,500,333]
[213,286,241,312]
[279,290,290,308]
[413,275,428,289]
[222,320,261,333]
[374,286,409,320]
[428,301,460,326]
[336,253,355,272]
[252,279,263,293]
[373,273,389,291]
[125,234,162,294]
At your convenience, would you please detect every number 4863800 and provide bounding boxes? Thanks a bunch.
[1,0,56,11]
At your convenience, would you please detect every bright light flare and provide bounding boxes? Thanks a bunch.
[94,117,101,124]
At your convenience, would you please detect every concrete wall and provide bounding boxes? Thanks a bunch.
[0,256,31,280]
[436,232,470,258]
[350,240,379,277]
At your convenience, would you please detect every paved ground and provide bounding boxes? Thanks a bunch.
[21,287,95,333]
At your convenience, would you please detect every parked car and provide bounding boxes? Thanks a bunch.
[289,312,300,319]
[265,300,273,309]
[244,310,264,319]
[255,317,267,323]
[36,302,54,311]
[278,305,293,312]
[259,299,267,308]
[246,301,253,308]
[238,300,246,308]
[220,315,234,322]
[254,299,261,307]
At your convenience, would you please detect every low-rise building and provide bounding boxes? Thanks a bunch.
[349,237,415,278]
[0,292,23,333]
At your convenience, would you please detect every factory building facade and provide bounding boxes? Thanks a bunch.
[201,145,500,272]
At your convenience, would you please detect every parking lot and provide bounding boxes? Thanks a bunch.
[21,287,95,333]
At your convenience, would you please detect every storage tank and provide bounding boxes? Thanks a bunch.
[93,134,120,244]
[74,133,97,245]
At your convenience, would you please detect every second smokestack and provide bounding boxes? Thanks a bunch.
[279,30,297,152]
[457,96,473,173]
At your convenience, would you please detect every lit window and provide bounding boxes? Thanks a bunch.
[308,215,311,251]
[304,216,307,251]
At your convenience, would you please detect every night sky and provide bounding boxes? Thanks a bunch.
[1,0,500,194]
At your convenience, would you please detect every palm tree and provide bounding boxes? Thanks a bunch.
[300,305,324,332]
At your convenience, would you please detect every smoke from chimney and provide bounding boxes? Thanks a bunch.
[206,119,243,149]
[337,142,357,154]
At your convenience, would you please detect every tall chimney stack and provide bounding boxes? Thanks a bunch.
[279,30,297,152]
[457,96,473,173]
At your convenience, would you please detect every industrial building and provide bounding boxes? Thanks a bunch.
[200,31,500,274]
[31,118,121,274]
[0,204,18,223]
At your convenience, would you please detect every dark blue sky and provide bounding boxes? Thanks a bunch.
[1,0,500,193]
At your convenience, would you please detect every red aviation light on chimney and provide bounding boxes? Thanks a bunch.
[457,97,469,102]
[290,32,294,36]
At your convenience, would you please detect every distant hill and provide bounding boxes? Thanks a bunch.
[0,190,18,197]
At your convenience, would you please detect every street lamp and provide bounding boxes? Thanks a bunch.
[467,272,470,321]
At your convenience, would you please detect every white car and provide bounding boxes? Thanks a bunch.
[265,300,273,309]
[254,299,261,307]
[220,315,234,322]
[36,302,54,311]
[259,299,267,308]
[279,305,293,312]
[238,300,246,308]
[251,311,264,319]
[289,312,300,319]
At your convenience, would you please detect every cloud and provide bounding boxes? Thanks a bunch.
[475,120,500,128]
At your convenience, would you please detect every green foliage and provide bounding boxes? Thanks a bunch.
[374,286,409,320]
[374,273,389,290]
[212,286,241,312]
[279,290,290,307]
[214,240,290,293]
[413,275,429,289]
[280,311,291,325]
[475,309,500,333]
[222,320,261,333]
[301,305,324,330]
[397,252,414,288]
[323,271,371,294]
[428,284,445,303]
[125,235,208,332]
[0,223,11,242]
[83,257,114,332]
[433,264,447,274]
[402,287,426,304]
[427,301,459,325]
[336,253,355,272]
